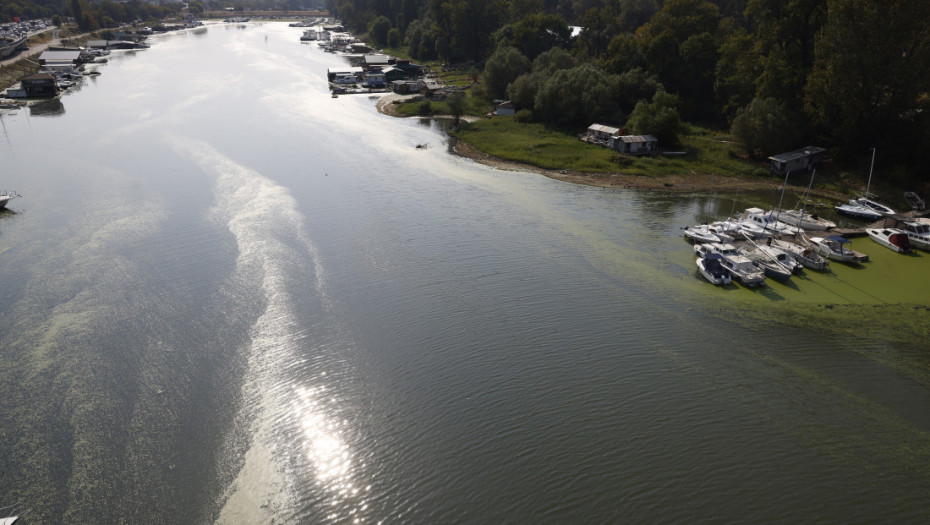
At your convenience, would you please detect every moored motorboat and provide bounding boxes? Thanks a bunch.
[890,219,930,251]
[695,243,765,286]
[693,242,739,259]
[905,191,926,211]
[696,253,732,285]
[0,190,19,208]
[807,235,869,263]
[705,223,734,243]
[719,254,766,287]
[682,224,721,244]
[866,228,912,253]
[708,218,743,240]
[771,238,829,271]
[740,207,802,236]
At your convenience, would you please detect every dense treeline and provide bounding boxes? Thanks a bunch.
[328,0,930,171]
[1,0,185,28]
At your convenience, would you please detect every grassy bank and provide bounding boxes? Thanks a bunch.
[450,117,769,178]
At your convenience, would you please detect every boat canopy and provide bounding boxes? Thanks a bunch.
[705,253,725,260]
[826,235,850,243]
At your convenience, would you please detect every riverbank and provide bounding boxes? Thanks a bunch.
[374,94,856,201]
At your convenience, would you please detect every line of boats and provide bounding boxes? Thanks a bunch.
[685,206,930,287]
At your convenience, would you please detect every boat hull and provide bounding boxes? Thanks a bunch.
[808,237,868,263]
[777,210,835,231]
[696,257,731,285]
[834,203,883,221]
[866,229,912,253]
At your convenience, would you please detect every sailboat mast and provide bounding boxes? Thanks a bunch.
[801,169,815,214]
[864,148,876,199]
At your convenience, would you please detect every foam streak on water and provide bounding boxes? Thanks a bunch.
[173,138,367,524]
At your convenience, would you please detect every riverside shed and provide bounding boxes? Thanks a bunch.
[614,135,658,155]
[768,146,825,175]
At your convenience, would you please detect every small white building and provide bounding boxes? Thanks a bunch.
[364,54,390,67]
[38,50,81,69]
[365,71,385,87]
[586,123,621,145]
[613,135,659,155]
[327,66,363,82]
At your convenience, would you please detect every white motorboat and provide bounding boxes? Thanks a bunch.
[740,207,802,236]
[835,148,895,220]
[708,219,743,239]
[696,253,732,285]
[0,190,19,208]
[807,235,869,263]
[891,219,930,251]
[693,242,739,259]
[866,228,912,253]
[719,254,766,287]
[682,224,721,244]
[705,224,734,242]
[771,238,829,271]
[733,217,772,240]
[695,243,765,286]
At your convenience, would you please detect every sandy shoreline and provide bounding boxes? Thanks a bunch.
[374,94,850,201]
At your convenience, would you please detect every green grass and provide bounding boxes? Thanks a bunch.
[448,117,771,178]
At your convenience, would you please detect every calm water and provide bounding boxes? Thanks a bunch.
[1,22,929,524]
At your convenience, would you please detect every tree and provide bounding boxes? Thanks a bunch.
[534,63,623,128]
[431,0,508,61]
[447,91,467,124]
[507,73,539,109]
[483,46,531,99]
[635,0,722,119]
[627,90,683,145]
[369,15,391,46]
[745,0,826,106]
[507,48,575,111]
[493,13,572,61]
[615,67,663,113]
[618,0,658,31]
[573,7,622,60]
[387,28,402,49]
[804,0,930,153]
[730,97,802,157]
[714,27,758,120]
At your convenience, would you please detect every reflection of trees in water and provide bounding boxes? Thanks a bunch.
[29,98,66,117]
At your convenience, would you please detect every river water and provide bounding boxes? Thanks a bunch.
[0,22,928,524]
